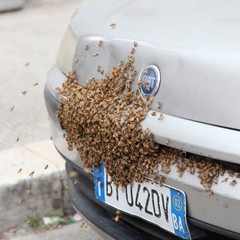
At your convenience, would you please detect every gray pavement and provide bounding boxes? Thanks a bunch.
[0,0,82,150]
[0,0,104,239]
[3,222,103,240]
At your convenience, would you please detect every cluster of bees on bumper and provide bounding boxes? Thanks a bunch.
[56,30,240,197]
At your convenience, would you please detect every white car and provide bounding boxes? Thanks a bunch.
[44,1,240,239]
[0,0,25,12]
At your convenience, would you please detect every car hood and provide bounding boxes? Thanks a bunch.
[71,0,240,130]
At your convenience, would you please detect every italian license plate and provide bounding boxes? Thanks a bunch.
[94,164,191,240]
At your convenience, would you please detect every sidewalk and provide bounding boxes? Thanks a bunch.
[0,140,73,233]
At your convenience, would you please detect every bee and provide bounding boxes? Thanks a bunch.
[18,199,24,205]
[26,220,31,225]
[17,168,22,174]
[80,222,88,228]
[70,171,79,178]
[230,180,237,186]
[114,210,121,222]
[10,105,15,112]
[90,175,94,182]
[33,82,39,86]
[98,40,103,47]
[26,188,32,195]
[74,179,79,185]
[61,175,68,180]
[85,45,89,51]
[65,184,70,190]
[16,136,20,142]
[158,113,164,121]
[92,53,99,57]
[44,164,48,170]
[128,56,134,63]
[151,111,156,116]
[227,169,234,177]
[97,66,104,74]
[110,23,116,28]
[50,136,53,140]
[204,186,213,196]
[29,171,35,177]
[75,58,79,64]
[21,90,27,95]
[25,62,30,67]
[164,138,169,145]
[235,172,240,178]
[134,41,138,47]
[157,102,162,109]
[159,176,166,187]
[131,48,135,55]
[222,177,228,183]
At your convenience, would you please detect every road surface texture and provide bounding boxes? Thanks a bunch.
[0,0,81,150]
[2,222,103,240]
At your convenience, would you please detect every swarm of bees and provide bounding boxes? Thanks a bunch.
[57,42,239,195]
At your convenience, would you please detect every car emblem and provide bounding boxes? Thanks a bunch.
[139,65,161,97]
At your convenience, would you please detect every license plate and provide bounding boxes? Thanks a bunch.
[94,164,191,240]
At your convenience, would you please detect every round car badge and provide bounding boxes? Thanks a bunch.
[139,65,161,97]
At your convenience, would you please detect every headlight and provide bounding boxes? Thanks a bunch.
[57,26,78,74]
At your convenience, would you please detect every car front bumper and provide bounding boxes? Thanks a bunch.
[45,65,240,240]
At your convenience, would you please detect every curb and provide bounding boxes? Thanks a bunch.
[0,140,73,233]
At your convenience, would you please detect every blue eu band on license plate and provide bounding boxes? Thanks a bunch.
[94,164,191,240]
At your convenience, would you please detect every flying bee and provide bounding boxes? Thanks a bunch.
[75,58,79,64]
[157,102,162,109]
[18,199,24,205]
[98,40,103,47]
[85,45,89,50]
[29,171,35,177]
[17,168,22,174]
[33,82,39,86]
[134,41,138,47]
[80,222,88,228]
[114,210,121,222]
[26,188,32,195]
[44,164,48,170]
[16,136,20,142]
[26,220,31,225]
[92,53,99,57]
[25,62,30,67]
[110,23,116,28]
[21,90,27,95]
[74,179,79,185]
[10,105,15,112]
[151,111,156,116]
[70,171,79,178]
